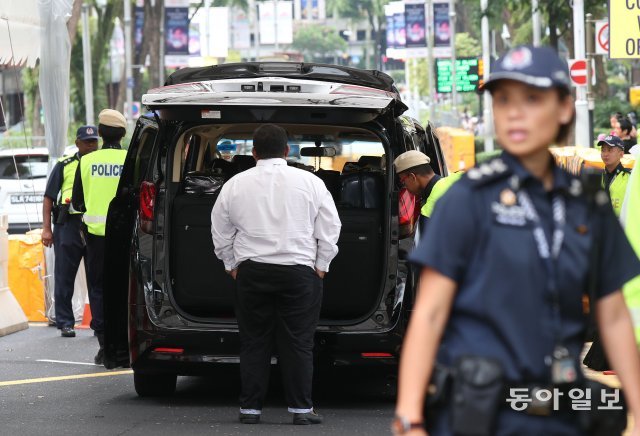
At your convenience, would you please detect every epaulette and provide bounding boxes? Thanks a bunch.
[464,158,511,188]
[622,167,632,175]
[57,154,78,166]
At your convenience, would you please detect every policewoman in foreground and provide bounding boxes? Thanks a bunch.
[393,46,640,435]
[72,109,128,365]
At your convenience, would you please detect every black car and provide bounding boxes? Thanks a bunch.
[103,62,447,396]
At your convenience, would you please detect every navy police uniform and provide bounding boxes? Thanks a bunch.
[410,152,640,434]
[44,129,97,329]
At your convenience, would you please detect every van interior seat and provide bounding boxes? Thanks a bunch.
[320,170,385,320]
[211,158,238,180]
[357,155,383,170]
[171,192,236,318]
[170,167,385,322]
[314,169,341,202]
[232,154,256,172]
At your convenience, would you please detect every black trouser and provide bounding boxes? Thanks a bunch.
[52,215,85,329]
[235,260,323,412]
[84,232,105,333]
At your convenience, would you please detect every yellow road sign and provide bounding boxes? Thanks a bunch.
[610,1,640,59]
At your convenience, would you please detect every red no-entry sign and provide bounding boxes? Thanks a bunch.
[568,59,588,87]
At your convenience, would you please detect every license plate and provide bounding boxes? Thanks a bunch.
[10,194,43,204]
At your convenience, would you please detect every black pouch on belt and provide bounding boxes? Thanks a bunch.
[55,204,69,225]
[449,355,505,436]
[424,364,453,422]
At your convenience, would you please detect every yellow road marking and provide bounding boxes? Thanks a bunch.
[0,370,133,387]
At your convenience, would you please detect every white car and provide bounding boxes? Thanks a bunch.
[0,148,49,233]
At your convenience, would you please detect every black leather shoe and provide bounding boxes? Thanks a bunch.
[61,327,76,338]
[94,348,104,365]
[239,412,260,424]
[293,410,323,425]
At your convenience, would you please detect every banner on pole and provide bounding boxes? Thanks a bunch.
[433,0,452,58]
[165,0,189,67]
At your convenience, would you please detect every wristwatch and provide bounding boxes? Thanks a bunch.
[391,415,424,434]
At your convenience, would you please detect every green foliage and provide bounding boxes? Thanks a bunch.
[455,32,481,57]
[290,25,348,61]
[593,98,633,131]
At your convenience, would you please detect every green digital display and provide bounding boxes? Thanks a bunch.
[435,57,483,93]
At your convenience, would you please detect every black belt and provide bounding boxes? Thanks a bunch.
[504,383,576,416]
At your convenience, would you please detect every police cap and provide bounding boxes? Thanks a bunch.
[598,135,625,150]
[98,109,127,129]
[76,125,99,141]
[480,45,571,93]
[393,150,431,174]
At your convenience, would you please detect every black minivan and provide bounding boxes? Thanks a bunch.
[102,63,447,396]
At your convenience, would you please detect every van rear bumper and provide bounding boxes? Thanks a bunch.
[130,324,403,374]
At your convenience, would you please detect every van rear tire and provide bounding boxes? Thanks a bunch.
[134,371,177,397]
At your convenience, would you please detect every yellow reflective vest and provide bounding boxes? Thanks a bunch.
[421,172,463,218]
[602,166,631,217]
[79,148,127,236]
[56,154,82,213]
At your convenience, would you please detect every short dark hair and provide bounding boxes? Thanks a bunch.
[555,87,575,145]
[619,117,633,135]
[98,124,126,143]
[253,124,288,159]
[405,164,434,176]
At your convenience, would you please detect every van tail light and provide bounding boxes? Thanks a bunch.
[361,352,393,358]
[153,347,184,354]
[139,181,156,234]
[398,188,419,238]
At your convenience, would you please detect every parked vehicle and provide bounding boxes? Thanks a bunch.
[102,62,447,396]
[0,148,49,233]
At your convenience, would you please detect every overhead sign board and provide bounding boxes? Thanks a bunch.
[435,58,483,93]
[610,2,640,59]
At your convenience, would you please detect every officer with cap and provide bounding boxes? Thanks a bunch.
[42,126,99,337]
[393,150,460,233]
[600,135,631,217]
[72,109,128,364]
[394,45,640,435]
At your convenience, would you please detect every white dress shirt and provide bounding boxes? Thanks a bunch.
[211,158,341,272]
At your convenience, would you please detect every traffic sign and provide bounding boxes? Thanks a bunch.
[568,59,588,87]
[610,1,640,59]
[595,21,609,55]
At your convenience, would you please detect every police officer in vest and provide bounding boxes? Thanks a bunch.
[393,150,460,233]
[600,135,631,217]
[72,109,128,364]
[41,126,99,337]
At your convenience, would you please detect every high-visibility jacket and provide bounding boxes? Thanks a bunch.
[421,172,463,218]
[620,163,640,347]
[58,154,82,214]
[79,148,127,236]
[602,166,631,217]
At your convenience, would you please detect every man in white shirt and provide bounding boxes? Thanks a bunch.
[211,124,341,426]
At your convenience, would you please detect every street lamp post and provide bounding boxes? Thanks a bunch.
[81,4,94,125]
[481,0,494,151]
[573,0,589,148]
[449,0,457,125]
[124,0,134,132]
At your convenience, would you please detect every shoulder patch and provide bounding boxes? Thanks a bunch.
[58,154,78,166]
[464,158,511,188]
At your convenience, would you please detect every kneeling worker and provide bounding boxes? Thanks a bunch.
[72,109,128,365]
[393,150,461,233]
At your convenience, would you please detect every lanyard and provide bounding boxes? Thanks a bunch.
[517,189,566,343]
